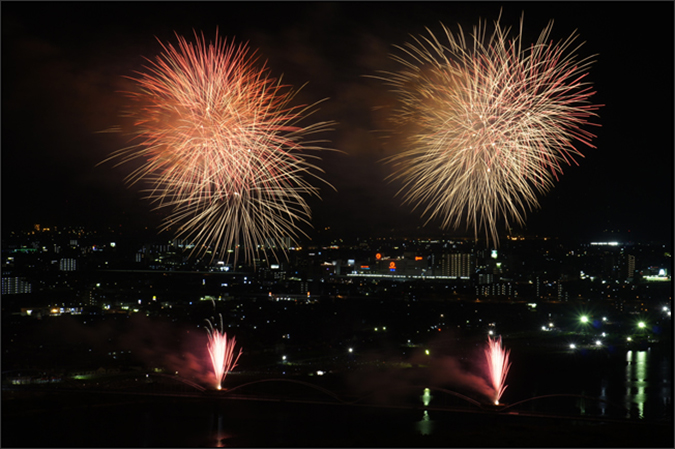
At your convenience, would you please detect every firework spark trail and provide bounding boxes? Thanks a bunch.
[103,30,333,264]
[378,14,602,246]
[485,335,511,405]
[206,315,242,390]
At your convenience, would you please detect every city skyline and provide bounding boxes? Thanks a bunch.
[2,2,673,244]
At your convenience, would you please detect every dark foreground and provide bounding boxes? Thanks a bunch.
[2,390,672,448]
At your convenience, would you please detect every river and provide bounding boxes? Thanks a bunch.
[2,346,671,447]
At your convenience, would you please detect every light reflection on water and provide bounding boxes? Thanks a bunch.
[207,411,232,447]
[621,349,672,420]
[625,350,647,418]
[599,378,608,416]
[614,349,671,420]
[416,410,434,436]
[660,356,672,410]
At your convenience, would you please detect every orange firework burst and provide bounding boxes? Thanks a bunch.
[206,315,242,390]
[104,30,332,263]
[378,14,602,246]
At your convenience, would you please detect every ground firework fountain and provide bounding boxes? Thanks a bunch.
[485,335,511,405]
[206,315,242,390]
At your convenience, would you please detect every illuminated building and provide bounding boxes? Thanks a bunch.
[59,258,77,271]
[441,253,472,278]
[557,281,568,301]
[626,254,636,281]
[476,282,513,297]
[1,276,32,295]
[478,273,494,285]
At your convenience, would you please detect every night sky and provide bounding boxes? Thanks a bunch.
[2,2,673,243]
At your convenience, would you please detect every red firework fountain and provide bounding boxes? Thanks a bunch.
[206,315,242,390]
[485,335,511,405]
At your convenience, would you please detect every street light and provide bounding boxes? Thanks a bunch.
[579,315,591,335]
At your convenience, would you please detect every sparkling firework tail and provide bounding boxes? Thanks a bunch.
[485,335,511,405]
[206,315,242,390]
[377,14,602,246]
[101,30,334,265]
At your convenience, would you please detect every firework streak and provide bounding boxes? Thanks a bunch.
[485,335,511,405]
[206,315,242,390]
[105,30,332,263]
[379,15,602,245]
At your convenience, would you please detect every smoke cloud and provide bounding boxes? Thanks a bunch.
[346,333,495,405]
[35,314,215,386]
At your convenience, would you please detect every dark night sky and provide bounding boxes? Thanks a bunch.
[2,1,673,244]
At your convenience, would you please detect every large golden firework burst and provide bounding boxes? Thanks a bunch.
[380,15,602,245]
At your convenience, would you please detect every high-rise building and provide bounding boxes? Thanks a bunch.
[1,277,32,295]
[626,254,636,280]
[557,281,566,301]
[59,258,77,271]
[476,282,513,297]
[478,273,494,285]
[441,253,473,278]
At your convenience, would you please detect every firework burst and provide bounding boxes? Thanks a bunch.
[379,14,602,245]
[103,30,332,264]
[206,315,242,390]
